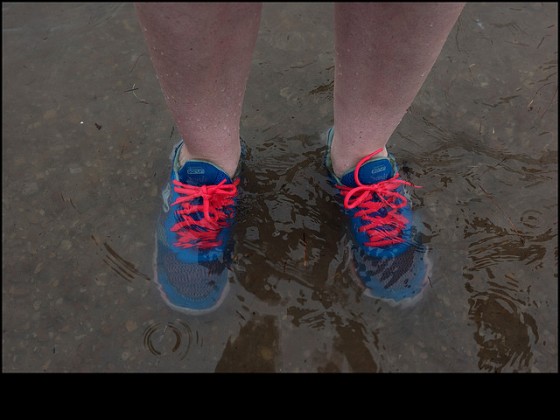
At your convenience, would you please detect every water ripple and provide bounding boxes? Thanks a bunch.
[142,320,194,360]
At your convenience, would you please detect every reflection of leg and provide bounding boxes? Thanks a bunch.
[468,282,538,372]
[135,3,262,177]
[333,320,379,372]
[215,315,279,372]
[331,3,464,177]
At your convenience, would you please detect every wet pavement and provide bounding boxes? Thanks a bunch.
[2,3,557,372]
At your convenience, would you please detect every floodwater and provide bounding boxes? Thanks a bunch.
[2,3,557,372]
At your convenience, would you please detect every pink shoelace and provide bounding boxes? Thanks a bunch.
[336,149,419,248]
[170,178,240,249]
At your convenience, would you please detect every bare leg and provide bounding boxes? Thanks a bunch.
[135,3,262,177]
[331,2,464,176]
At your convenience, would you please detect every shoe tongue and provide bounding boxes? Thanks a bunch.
[340,157,394,187]
[177,160,231,186]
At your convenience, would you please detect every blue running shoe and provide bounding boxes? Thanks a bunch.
[324,127,430,305]
[154,140,243,314]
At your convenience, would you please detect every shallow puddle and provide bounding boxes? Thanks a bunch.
[2,3,557,372]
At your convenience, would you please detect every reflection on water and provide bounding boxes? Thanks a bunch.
[467,278,538,372]
[235,135,343,301]
[229,136,384,372]
[215,315,279,372]
[463,211,551,372]
[458,133,557,371]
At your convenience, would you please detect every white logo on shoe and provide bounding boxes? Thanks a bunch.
[187,168,205,175]
[162,183,172,213]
